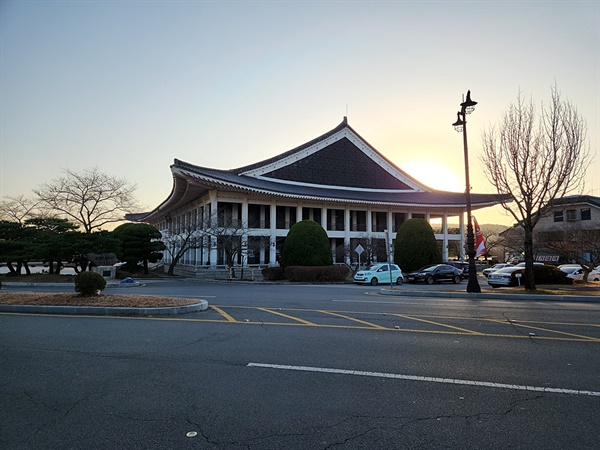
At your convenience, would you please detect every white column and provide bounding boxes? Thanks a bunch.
[241,199,248,267]
[387,211,394,262]
[442,214,449,261]
[297,205,303,224]
[270,203,277,265]
[321,207,327,230]
[344,207,351,265]
[459,212,465,261]
[209,192,218,266]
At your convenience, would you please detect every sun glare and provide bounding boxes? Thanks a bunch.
[403,161,464,192]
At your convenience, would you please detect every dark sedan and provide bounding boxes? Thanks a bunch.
[407,264,463,284]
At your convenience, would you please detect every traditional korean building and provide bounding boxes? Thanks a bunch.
[135,118,502,274]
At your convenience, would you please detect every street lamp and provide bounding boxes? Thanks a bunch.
[452,90,481,293]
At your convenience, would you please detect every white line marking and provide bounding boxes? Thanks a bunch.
[247,363,600,397]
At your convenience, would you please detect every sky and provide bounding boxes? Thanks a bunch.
[1,0,598,227]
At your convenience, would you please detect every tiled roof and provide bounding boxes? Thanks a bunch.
[173,158,502,207]
[136,118,507,221]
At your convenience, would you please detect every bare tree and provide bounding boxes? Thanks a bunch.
[161,223,205,276]
[480,85,591,290]
[479,224,510,261]
[0,195,42,224]
[160,212,255,277]
[537,228,600,281]
[34,167,138,233]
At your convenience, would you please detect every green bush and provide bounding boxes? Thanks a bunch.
[74,271,107,296]
[284,265,349,282]
[281,220,333,268]
[261,267,284,281]
[511,265,572,285]
[394,219,441,272]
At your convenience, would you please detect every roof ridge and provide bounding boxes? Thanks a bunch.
[232,117,350,175]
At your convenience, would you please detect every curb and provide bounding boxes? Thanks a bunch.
[0,300,209,316]
[2,282,141,288]
[378,289,600,303]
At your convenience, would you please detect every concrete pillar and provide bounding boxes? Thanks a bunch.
[209,192,218,265]
[442,214,449,261]
[344,207,351,265]
[459,212,465,260]
[270,203,277,265]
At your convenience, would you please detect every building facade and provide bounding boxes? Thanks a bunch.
[136,118,502,273]
[502,195,600,264]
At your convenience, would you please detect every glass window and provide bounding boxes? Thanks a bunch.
[566,209,577,221]
[554,211,563,222]
[581,208,591,220]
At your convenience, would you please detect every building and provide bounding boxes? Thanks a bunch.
[502,195,600,264]
[135,118,503,275]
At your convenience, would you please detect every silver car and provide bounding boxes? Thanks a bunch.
[482,263,514,277]
[487,266,524,288]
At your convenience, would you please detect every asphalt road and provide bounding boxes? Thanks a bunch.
[1,281,599,449]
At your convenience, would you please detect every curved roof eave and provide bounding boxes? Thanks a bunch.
[138,167,505,223]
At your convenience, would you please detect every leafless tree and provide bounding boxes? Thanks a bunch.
[0,195,42,224]
[34,167,138,233]
[160,211,259,277]
[537,228,600,281]
[161,222,205,277]
[480,85,591,289]
[479,224,510,261]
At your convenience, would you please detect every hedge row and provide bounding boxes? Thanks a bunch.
[261,265,349,282]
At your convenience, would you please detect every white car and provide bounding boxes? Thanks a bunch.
[487,266,524,288]
[482,263,514,277]
[354,263,404,286]
[566,268,600,282]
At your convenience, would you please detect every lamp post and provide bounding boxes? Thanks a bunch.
[452,90,481,293]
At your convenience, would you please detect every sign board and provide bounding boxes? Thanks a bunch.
[355,244,364,255]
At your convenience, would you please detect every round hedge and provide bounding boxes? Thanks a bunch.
[281,220,333,268]
[74,271,107,296]
[394,218,441,272]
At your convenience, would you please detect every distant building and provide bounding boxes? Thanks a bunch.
[133,118,503,274]
[502,195,600,264]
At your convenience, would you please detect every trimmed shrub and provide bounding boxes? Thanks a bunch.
[511,265,573,285]
[262,267,284,281]
[281,220,333,268]
[394,219,442,272]
[284,265,349,282]
[74,271,107,296]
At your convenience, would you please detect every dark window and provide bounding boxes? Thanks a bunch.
[581,208,591,220]
[566,209,577,221]
[554,211,563,222]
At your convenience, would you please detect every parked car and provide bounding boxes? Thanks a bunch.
[558,265,582,275]
[482,263,514,277]
[407,264,463,284]
[354,263,404,286]
[487,266,524,288]
[516,262,545,267]
[444,261,469,277]
[566,268,600,282]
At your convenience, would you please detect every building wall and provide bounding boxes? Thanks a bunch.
[536,202,599,231]
[152,189,466,270]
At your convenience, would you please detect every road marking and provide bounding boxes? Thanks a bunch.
[316,310,387,329]
[392,313,483,335]
[210,306,236,322]
[257,307,316,325]
[486,319,600,341]
[247,363,600,397]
